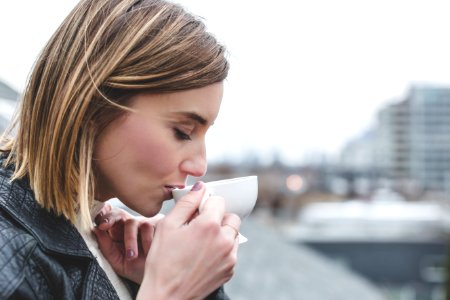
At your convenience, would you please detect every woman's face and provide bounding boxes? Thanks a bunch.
[94,83,223,216]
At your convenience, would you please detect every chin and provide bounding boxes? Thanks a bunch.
[135,202,164,218]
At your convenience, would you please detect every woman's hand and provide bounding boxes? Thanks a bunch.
[137,182,241,300]
[93,203,164,284]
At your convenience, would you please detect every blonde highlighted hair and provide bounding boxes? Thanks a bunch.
[1,0,229,228]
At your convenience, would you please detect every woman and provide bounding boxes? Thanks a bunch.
[0,0,240,299]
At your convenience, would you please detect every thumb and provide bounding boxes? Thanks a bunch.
[166,181,205,227]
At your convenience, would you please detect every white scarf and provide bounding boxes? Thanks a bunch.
[75,200,133,300]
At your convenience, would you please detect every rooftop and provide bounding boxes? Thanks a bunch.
[225,216,385,300]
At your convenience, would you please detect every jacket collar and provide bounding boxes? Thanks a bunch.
[0,167,93,258]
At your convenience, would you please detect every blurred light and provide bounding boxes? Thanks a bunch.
[286,174,303,192]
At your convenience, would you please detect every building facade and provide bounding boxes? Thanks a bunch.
[376,85,450,191]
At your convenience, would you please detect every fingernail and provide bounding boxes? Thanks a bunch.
[191,181,203,191]
[126,249,135,259]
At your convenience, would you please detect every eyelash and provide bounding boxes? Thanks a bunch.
[174,128,192,141]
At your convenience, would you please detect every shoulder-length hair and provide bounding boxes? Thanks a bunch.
[1,0,229,228]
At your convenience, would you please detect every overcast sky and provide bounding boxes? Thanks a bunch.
[2,0,450,165]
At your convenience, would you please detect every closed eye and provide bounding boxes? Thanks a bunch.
[173,128,192,141]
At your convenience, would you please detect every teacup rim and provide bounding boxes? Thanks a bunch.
[175,175,257,192]
[202,175,257,187]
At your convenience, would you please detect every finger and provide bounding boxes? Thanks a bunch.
[165,181,205,227]
[108,219,125,242]
[97,206,131,230]
[195,195,225,224]
[94,203,112,228]
[93,228,122,262]
[148,213,165,225]
[124,219,139,260]
[139,222,155,257]
[221,213,241,241]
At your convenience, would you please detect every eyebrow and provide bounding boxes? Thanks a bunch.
[175,112,209,126]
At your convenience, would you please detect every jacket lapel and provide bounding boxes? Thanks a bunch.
[0,168,92,258]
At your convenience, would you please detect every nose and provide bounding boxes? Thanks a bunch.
[180,145,207,178]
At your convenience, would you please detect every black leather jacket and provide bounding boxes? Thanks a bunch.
[0,163,228,299]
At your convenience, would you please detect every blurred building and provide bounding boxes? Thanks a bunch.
[340,85,450,195]
[377,98,410,180]
[377,85,450,192]
[409,86,450,192]
[340,130,377,173]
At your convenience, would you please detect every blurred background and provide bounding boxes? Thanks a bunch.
[2,1,450,299]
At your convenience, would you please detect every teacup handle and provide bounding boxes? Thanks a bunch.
[238,233,248,244]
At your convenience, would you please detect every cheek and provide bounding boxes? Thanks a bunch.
[123,117,178,176]
[136,139,175,175]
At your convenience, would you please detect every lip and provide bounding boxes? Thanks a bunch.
[164,184,185,199]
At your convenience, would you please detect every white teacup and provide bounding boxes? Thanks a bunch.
[172,176,258,243]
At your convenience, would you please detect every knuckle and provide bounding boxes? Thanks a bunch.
[124,218,137,227]
[227,212,241,225]
[223,268,234,283]
[104,203,112,211]
[216,236,234,253]
[227,268,235,278]
[176,197,198,210]
[139,221,153,230]
[200,220,221,235]
[224,257,236,273]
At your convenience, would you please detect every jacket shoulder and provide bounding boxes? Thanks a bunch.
[0,210,38,299]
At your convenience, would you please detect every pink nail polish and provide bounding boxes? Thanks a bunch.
[126,249,135,259]
[191,181,203,191]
